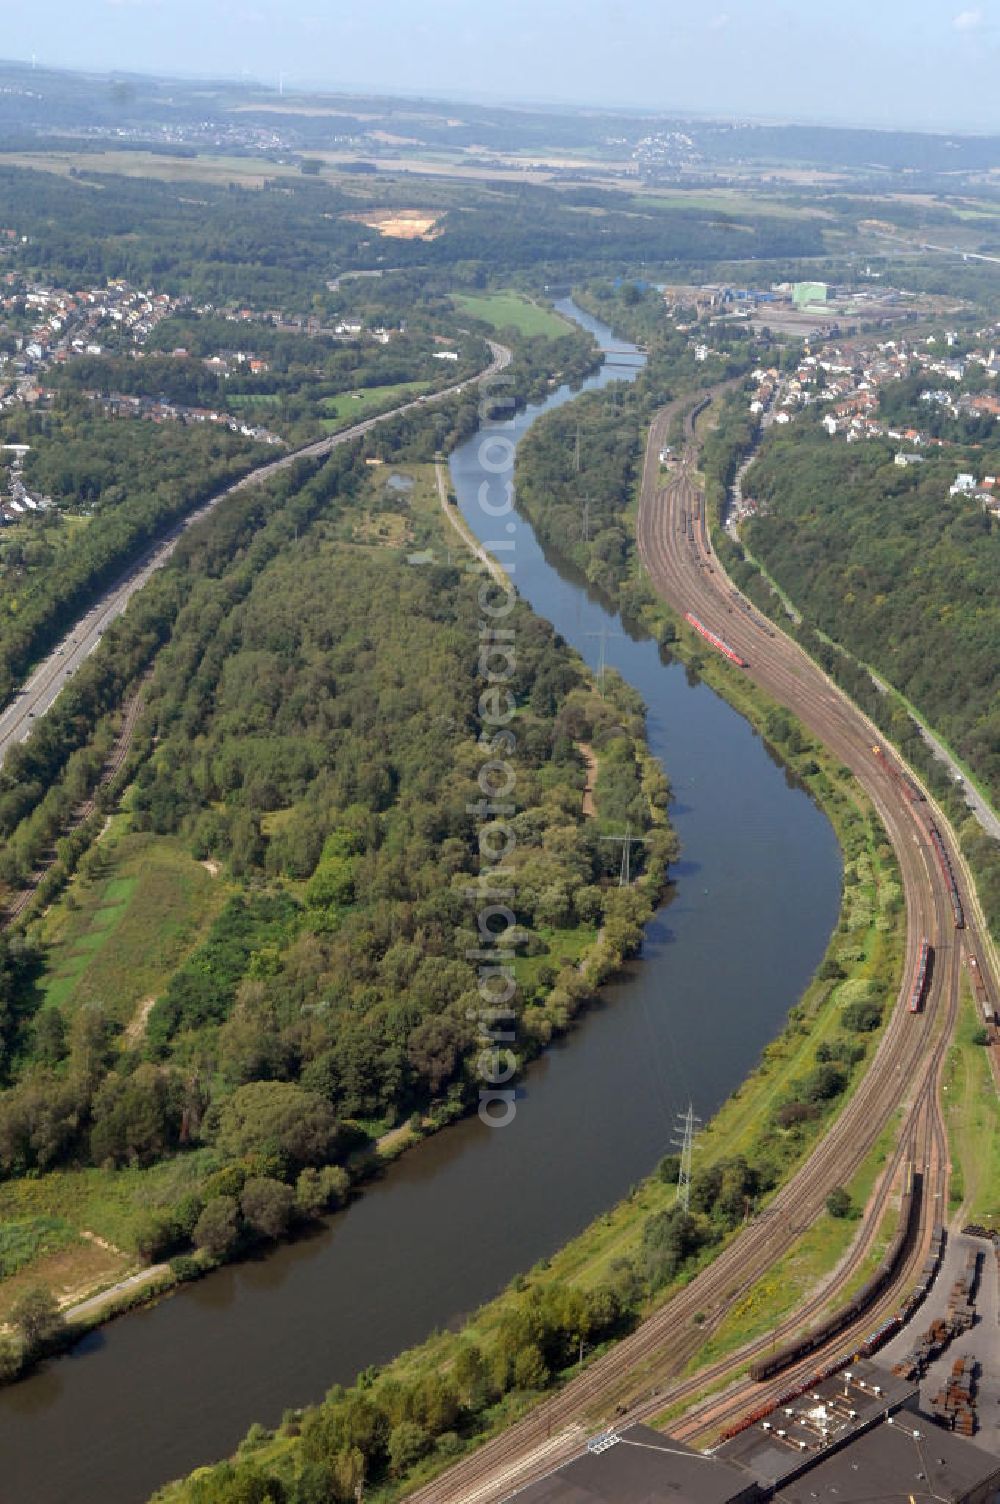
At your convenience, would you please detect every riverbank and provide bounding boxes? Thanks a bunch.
[0,451,675,1380]
[0,298,844,1504]
[149,727,896,1504]
[146,319,908,1504]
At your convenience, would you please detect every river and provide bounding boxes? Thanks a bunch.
[0,301,841,1504]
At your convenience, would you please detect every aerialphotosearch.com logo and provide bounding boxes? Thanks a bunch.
[467,369,522,1129]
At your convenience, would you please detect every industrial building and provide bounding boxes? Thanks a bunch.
[792,281,828,307]
[512,1364,1000,1504]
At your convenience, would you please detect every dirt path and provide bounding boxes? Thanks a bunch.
[124,996,157,1046]
[434,459,510,587]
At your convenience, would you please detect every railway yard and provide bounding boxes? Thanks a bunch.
[400,387,1000,1504]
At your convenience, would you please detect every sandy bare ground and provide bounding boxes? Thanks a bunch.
[342,209,442,239]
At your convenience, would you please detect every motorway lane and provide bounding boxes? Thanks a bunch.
[0,341,511,769]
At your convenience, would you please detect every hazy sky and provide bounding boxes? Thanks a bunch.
[6,0,1000,131]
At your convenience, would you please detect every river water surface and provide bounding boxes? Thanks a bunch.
[0,302,841,1504]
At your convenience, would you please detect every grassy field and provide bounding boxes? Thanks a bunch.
[452,290,571,337]
[226,393,283,412]
[0,829,232,1304]
[34,826,229,1032]
[0,1151,222,1320]
[943,987,1000,1226]
[685,1112,904,1373]
[335,459,445,559]
[319,379,431,431]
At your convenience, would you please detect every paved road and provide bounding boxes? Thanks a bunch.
[399,391,996,1504]
[0,341,511,770]
[63,1264,170,1324]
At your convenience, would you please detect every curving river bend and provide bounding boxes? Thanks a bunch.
[0,301,841,1504]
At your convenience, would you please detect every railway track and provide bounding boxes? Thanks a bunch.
[400,388,994,1504]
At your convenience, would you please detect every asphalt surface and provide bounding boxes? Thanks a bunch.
[0,341,511,770]
[882,1231,1000,1453]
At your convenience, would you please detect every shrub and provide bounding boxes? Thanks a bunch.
[8,1285,64,1357]
[513,1343,549,1391]
[0,1336,24,1381]
[193,1196,241,1259]
[213,1081,338,1174]
[843,1000,883,1033]
[240,1177,295,1240]
[169,1254,203,1284]
[826,1186,852,1219]
[799,1063,847,1103]
[388,1420,432,1475]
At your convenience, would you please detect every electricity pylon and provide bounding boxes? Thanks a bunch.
[586,623,624,695]
[672,1103,701,1213]
[600,823,646,888]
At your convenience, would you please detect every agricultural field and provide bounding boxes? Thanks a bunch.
[0,149,305,188]
[452,289,571,337]
[342,208,443,239]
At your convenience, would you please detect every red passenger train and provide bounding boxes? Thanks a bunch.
[684,612,748,668]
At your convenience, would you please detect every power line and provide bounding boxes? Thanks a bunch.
[671,1102,701,1214]
[600,822,647,888]
[586,623,624,694]
[580,494,596,542]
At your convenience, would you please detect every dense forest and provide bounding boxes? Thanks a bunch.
[1,163,825,306]
[0,437,675,1385]
[745,430,1000,809]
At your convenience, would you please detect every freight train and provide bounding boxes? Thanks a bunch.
[870,747,964,929]
[968,955,996,1027]
[729,589,776,639]
[909,939,932,1014]
[872,745,924,804]
[748,1163,918,1383]
[684,612,748,668]
[722,1220,945,1443]
[926,821,965,929]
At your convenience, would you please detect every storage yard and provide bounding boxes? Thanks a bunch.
[881,1229,1000,1452]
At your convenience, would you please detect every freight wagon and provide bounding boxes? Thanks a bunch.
[968,955,995,1026]
[909,939,932,1014]
[749,1163,917,1383]
[724,1220,945,1438]
[872,745,924,804]
[925,821,965,929]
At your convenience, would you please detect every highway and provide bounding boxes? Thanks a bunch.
[0,340,511,770]
[399,392,998,1504]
